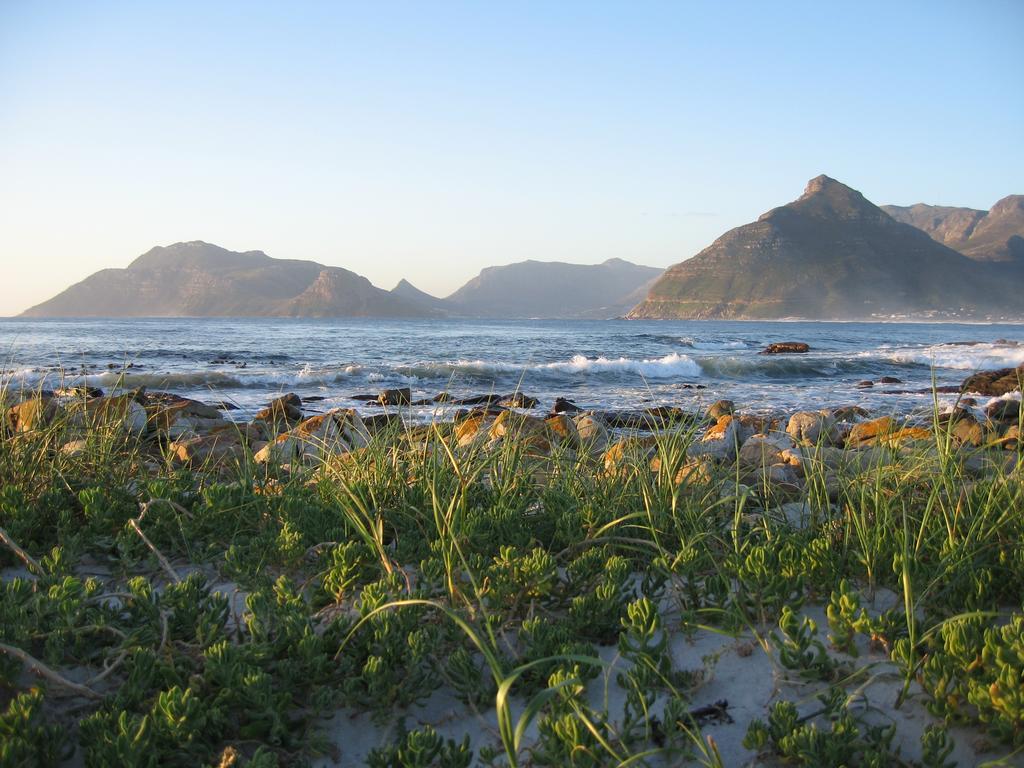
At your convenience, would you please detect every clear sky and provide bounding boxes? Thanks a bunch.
[1,1,1021,316]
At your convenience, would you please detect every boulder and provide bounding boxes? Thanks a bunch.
[60,439,89,457]
[761,342,810,354]
[961,366,1024,397]
[378,388,412,406]
[688,415,740,460]
[738,434,794,469]
[455,415,488,447]
[832,406,869,422]
[603,436,658,476]
[170,432,246,468]
[938,411,984,448]
[573,414,609,450]
[254,394,304,435]
[544,414,577,443]
[706,399,734,420]
[144,392,224,420]
[54,386,104,399]
[7,397,61,433]
[737,414,776,435]
[786,411,837,446]
[1001,424,1020,450]
[254,409,369,465]
[878,376,902,384]
[650,455,715,485]
[487,411,554,452]
[985,399,1021,422]
[68,395,147,436]
[552,397,581,414]
[499,393,539,409]
[148,399,228,439]
[847,416,930,447]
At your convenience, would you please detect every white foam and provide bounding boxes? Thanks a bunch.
[536,352,702,378]
[879,342,1024,370]
[391,353,702,380]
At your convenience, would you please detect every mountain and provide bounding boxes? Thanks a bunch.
[443,258,661,319]
[21,242,437,318]
[627,176,1021,320]
[390,279,452,314]
[883,195,1024,264]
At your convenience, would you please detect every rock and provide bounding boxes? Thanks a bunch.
[738,434,793,468]
[961,366,1024,397]
[832,406,869,422]
[688,415,740,460]
[761,342,810,355]
[857,380,874,388]
[985,400,1021,422]
[487,412,554,453]
[170,432,245,467]
[846,416,896,447]
[7,397,60,433]
[148,399,227,438]
[603,437,658,476]
[378,388,412,406]
[1001,424,1020,450]
[706,399,734,420]
[499,393,539,409]
[54,385,104,399]
[937,411,984,448]
[786,411,837,446]
[361,413,402,434]
[847,416,930,447]
[650,455,715,485]
[254,409,369,465]
[455,415,488,447]
[573,414,609,449]
[552,397,581,414]
[455,394,503,406]
[68,395,148,436]
[775,501,811,529]
[544,414,577,443]
[254,394,303,433]
[60,439,89,457]
[878,376,902,384]
[643,405,690,425]
[275,393,303,409]
[433,392,454,403]
[737,414,776,435]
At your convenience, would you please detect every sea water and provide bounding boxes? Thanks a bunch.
[1,318,1022,420]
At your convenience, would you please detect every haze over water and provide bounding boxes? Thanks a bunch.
[2,318,1022,420]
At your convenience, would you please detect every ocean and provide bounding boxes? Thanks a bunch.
[1,318,1022,420]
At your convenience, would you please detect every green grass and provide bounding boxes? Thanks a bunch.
[0,388,1022,766]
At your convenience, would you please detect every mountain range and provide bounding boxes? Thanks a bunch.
[20,178,1024,320]
[20,244,659,319]
[881,196,1024,264]
[627,176,1022,320]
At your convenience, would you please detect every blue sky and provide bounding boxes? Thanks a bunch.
[1,1,1021,315]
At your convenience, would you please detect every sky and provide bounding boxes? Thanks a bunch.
[1,1,1022,316]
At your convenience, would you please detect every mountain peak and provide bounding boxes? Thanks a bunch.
[773,174,880,222]
[629,176,1016,321]
[801,174,843,197]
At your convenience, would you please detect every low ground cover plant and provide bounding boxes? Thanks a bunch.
[1,388,1022,766]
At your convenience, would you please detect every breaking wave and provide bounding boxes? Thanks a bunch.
[872,342,1024,371]
[393,353,702,380]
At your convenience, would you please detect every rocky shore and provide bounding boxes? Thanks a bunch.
[5,365,1020,486]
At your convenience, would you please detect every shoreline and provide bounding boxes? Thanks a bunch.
[1,369,1022,766]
